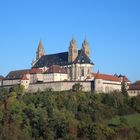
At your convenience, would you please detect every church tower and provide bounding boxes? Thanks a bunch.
[68,37,78,62]
[36,40,45,60]
[82,39,90,57]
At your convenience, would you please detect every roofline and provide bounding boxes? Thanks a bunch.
[43,51,68,56]
[44,72,67,74]
[7,69,30,73]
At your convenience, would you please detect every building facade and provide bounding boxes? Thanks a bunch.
[1,38,131,94]
[32,38,94,81]
[44,65,68,82]
[128,81,140,97]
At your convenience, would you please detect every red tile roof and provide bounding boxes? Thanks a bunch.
[44,65,67,74]
[92,73,121,82]
[30,68,43,74]
[21,75,29,80]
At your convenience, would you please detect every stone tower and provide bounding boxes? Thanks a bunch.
[68,37,78,63]
[82,39,90,57]
[36,40,45,60]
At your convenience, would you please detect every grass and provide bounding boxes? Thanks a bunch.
[108,114,140,129]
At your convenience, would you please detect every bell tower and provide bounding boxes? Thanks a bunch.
[68,37,78,63]
[36,40,45,60]
[82,39,90,57]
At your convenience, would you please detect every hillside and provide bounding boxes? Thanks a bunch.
[0,86,140,140]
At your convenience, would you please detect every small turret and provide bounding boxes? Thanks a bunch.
[82,39,90,57]
[36,40,45,60]
[68,37,78,63]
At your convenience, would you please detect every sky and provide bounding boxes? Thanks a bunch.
[0,0,140,82]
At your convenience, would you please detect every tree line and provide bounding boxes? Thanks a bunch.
[0,84,140,140]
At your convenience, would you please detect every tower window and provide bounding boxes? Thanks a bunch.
[81,69,84,76]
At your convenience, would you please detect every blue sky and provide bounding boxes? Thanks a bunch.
[0,0,140,82]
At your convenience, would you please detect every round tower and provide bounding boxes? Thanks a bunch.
[82,39,90,57]
[68,37,78,63]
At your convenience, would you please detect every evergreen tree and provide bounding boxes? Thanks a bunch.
[121,79,128,97]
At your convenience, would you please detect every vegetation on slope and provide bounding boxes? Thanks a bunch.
[0,85,140,140]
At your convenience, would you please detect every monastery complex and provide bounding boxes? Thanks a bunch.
[0,38,139,96]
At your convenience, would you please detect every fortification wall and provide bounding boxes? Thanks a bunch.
[28,81,92,93]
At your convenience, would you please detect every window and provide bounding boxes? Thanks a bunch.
[81,69,84,76]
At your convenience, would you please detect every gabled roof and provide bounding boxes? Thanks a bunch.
[73,50,94,65]
[92,73,121,82]
[44,65,67,74]
[4,69,30,80]
[21,75,29,80]
[30,68,43,74]
[33,50,94,68]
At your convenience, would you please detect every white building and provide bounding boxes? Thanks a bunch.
[2,69,30,86]
[30,68,43,83]
[20,75,30,89]
[1,39,131,93]
[32,38,94,81]
[92,73,122,93]
[85,72,130,93]
[44,65,68,82]
[128,81,140,97]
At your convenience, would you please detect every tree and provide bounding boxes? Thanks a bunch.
[121,80,128,97]
[0,87,10,110]
[72,83,83,92]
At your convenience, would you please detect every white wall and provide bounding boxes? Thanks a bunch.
[30,74,43,83]
[71,63,93,81]
[95,79,121,93]
[28,81,91,92]
[3,79,20,86]
[44,73,68,82]
[128,90,140,97]
[21,80,30,89]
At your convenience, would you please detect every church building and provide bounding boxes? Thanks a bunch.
[32,38,94,81]
[1,38,131,94]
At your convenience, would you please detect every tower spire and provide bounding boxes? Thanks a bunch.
[82,38,90,57]
[36,40,45,60]
[68,37,78,62]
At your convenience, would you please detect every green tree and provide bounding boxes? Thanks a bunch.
[72,83,83,92]
[0,87,10,110]
[121,80,128,97]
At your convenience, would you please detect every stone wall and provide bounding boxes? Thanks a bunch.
[28,81,92,93]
